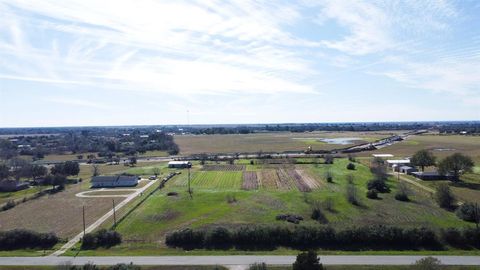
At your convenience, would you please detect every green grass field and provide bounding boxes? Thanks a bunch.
[68,158,473,256]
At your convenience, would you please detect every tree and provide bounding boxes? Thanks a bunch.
[346,163,355,170]
[63,161,80,176]
[456,202,480,224]
[346,176,359,205]
[129,156,137,167]
[438,153,474,181]
[413,257,442,270]
[152,167,161,177]
[31,165,47,179]
[0,163,9,180]
[411,150,436,172]
[435,183,455,209]
[248,263,268,270]
[92,164,100,177]
[292,250,323,270]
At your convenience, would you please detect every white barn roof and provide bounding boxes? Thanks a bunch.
[168,161,191,165]
[386,159,410,164]
[372,154,394,157]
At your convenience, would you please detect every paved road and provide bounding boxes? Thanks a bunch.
[0,256,479,266]
[50,178,159,256]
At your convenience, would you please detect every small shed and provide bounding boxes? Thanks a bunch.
[372,154,394,158]
[168,161,192,169]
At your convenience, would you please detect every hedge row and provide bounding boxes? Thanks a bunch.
[81,229,121,250]
[166,225,480,251]
[0,229,58,250]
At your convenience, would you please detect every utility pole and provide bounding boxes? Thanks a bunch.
[82,205,86,236]
[188,166,192,199]
[112,199,117,228]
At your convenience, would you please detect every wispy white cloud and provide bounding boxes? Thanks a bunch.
[44,97,111,109]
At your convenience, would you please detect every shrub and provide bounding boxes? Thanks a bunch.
[346,163,356,170]
[204,227,232,249]
[293,250,324,270]
[81,229,121,250]
[366,189,378,199]
[1,200,16,211]
[249,263,268,270]
[346,179,359,205]
[441,228,463,247]
[413,257,441,270]
[435,183,455,209]
[455,202,479,222]
[0,229,58,250]
[348,154,356,162]
[323,197,335,212]
[110,263,141,270]
[395,182,410,202]
[324,170,333,183]
[226,194,237,204]
[324,154,334,164]
[367,179,390,193]
[311,207,328,224]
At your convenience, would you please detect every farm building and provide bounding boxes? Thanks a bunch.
[411,171,447,181]
[168,161,192,169]
[386,159,410,169]
[372,154,394,158]
[399,166,417,174]
[0,180,30,192]
[91,175,138,188]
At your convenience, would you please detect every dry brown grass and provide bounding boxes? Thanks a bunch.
[0,185,125,238]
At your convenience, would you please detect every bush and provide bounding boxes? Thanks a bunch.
[324,170,333,183]
[441,228,463,247]
[1,200,16,211]
[346,163,355,170]
[346,179,359,205]
[293,250,324,270]
[413,257,441,270]
[249,263,268,270]
[81,229,121,250]
[395,182,410,202]
[205,227,232,249]
[367,179,390,193]
[0,229,58,250]
[110,263,141,270]
[311,207,328,224]
[435,183,455,209]
[455,202,479,222]
[366,189,378,199]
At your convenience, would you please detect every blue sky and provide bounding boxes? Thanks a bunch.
[0,0,479,127]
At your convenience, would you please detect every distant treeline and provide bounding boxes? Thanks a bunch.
[0,129,179,160]
[166,225,480,251]
[2,121,479,136]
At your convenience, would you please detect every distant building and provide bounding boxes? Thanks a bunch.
[411,171,447,181]
[168,161,192,169]
[0,180,30,192]
[372,154,394,158]
[386,159,411,169]
[91,175,138,188]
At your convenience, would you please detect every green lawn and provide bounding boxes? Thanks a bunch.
[66,159,475,256]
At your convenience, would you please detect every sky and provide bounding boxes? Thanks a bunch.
[0,0,479,127]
